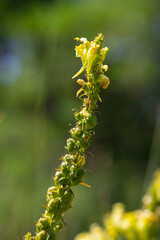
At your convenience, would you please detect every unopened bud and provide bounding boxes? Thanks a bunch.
[77,79,86,88]
[102,65,108,71]
[98,74,110,89]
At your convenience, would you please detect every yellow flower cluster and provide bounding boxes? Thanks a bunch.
[143,169,160,211]
[105,203,158,240]
[75,224,108,240]
[74,169,160,240]
[73,34,110,90]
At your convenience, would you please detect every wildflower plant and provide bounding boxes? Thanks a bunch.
[24,33,110,240]
[75,169,160,240]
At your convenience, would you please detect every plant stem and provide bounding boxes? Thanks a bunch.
[24,33,110,240]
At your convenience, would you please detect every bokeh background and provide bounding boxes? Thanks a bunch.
[0,0,160,239]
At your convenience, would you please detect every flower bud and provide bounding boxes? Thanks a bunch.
[36,216,51,232]
[79,132,91,148]
[70,127,83,139]
[47,199,59,215]
[77,79,86,88]
[61,190,73,212]
[54,171,63,184]
[85,113,97,129]
[61,161,69,175]
[62,154,74,163]
[98,74,110,89]
[72,169,85,186]
[66,138,77,154]
[46,186,58,202]
[54,223,63,232]
[70,164,78,175]
[36,230,47,240]
[102,65,108,71]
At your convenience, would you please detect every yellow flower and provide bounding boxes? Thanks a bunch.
[98,74,110,89]
[87,43,100,74]
[74,224,108,240]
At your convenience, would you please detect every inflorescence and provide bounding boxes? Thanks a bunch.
[24,33,110,240]
[75,169,160,240]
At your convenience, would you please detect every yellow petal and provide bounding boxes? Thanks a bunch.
[77,79,86,87]
[72,66,85,79]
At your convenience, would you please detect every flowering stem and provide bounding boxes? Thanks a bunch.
[24,33,110,240]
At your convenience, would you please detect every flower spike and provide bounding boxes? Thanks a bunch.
[24,34,109,240]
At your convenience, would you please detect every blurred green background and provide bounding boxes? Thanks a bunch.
[0,0,160,239]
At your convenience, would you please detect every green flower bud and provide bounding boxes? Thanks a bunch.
[71,169,85,186]
[66,138,77,154]
[85,113,97,129]
[78,155,86,167]
[36,216,51,232]
[79,132,91,148]
[54,171,63,185]
[54,171,70,186]
[61,190,73,212]
[70,164,78,175]
[70,127,83,139]
[62,154,74,163]
[46,186,58,202]
[57,186,65,196]
[54,223,63,232]
[47,199,59,215]
[61,161,70,175]
[36,230,47,240]
[74,111,82,121]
